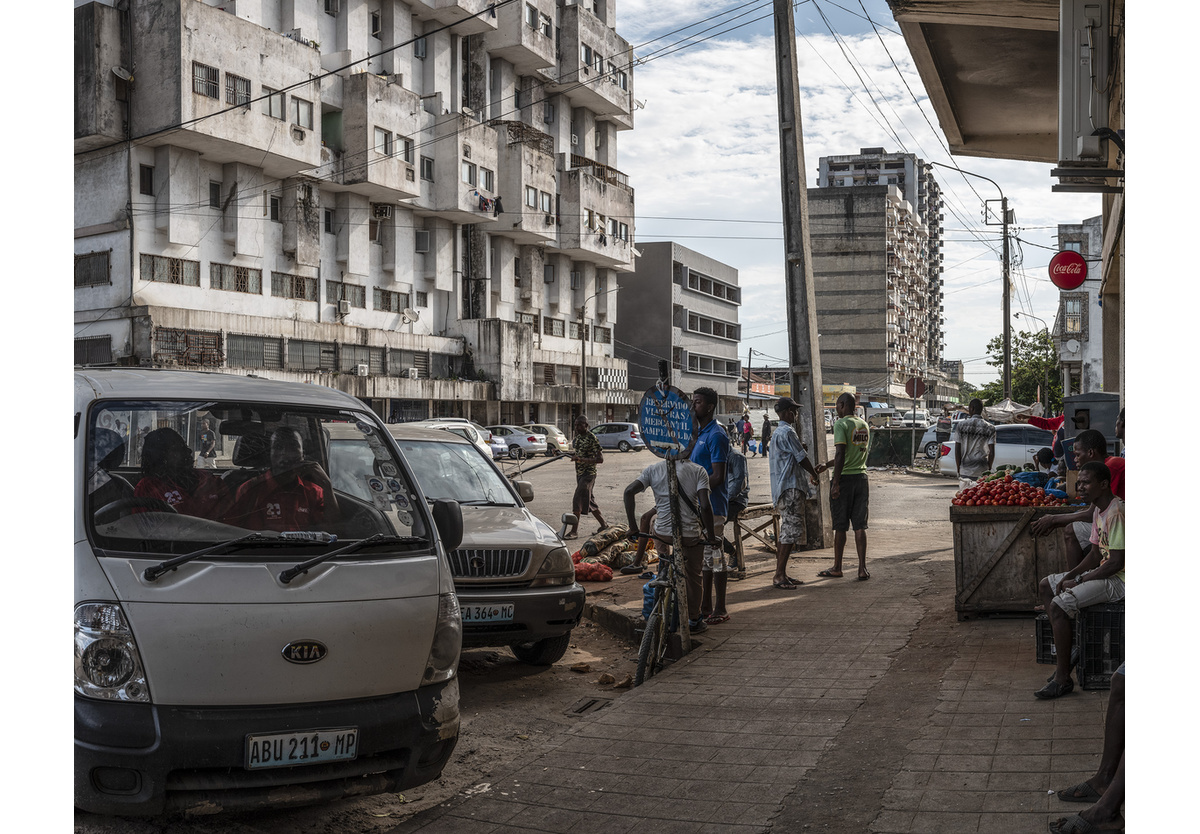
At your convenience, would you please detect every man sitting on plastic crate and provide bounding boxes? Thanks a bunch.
[1034,461,1125,700]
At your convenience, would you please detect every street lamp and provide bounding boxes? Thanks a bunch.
[929,162,1013,399]
[578,284,617,420]
[1013,311,1052,411]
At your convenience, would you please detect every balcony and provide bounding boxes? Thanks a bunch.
[127,0,324,178]
[555,154,635,270]
[550,6,633,127]
[75,2,126,152]
[491,121,558,244]
[324,73,421,202]
[409,113,500,224]
[483,2,556,73]
[410,0,499,37]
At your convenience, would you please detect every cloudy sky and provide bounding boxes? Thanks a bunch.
[614,0,1101,388]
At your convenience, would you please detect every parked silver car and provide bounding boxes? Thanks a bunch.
[487,425,548,459]
[591,422,646,452]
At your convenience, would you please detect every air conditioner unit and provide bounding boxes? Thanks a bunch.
[570,134,578,146]
[338,300,351,316]
[462,144,471,159]
[544,214,554,226]
[372,203,393,220]
[1058,0,1110,164]
[356,363,369,376]
[406,367,419,380]
[520,289,533,301]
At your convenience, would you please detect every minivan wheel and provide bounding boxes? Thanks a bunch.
[511,633,572,666]
[509,445,525,460]
[617,440,632,452]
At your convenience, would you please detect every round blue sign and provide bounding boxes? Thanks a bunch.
[638,385,696,460]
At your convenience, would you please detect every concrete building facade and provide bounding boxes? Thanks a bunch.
[614,242,742,407]
[806,150,946,404]
[1052,215,1105,396]
[74,0,639,429]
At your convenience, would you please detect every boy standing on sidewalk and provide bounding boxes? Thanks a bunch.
[818,393,871,581]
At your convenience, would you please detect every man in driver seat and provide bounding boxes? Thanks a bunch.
[230,428,340,531]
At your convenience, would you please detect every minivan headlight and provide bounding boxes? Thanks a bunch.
[529,546,575,587]
[74,603,149,702]
[422,593,461,685]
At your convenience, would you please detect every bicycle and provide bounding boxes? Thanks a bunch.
[631,531,717,686]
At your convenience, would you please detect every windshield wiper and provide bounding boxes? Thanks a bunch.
[143,532,333,582]
[279,534,426,584]
[459,498,515,507]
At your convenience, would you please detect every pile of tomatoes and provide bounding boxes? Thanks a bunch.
[952,474,1074,507]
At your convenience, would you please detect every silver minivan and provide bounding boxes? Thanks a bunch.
[75,369,463,816]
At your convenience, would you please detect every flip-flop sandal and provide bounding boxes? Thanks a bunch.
[563,533,578,540]
[816,570,843,578]
[772,579,799,590]
[704,614,730,625]
[857,571,871,581]
[1049,813,1124,833]
[1056,781,1104,803]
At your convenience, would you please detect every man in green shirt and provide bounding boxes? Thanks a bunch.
[817,393,871,580]
[564,415,607,539]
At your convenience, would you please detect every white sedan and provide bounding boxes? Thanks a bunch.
[934,423,1055,474]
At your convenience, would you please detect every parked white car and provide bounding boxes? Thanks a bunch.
[935,423,1056,475]
[487,425,548,459]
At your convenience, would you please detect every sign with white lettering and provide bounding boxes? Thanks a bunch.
[639,384,696,461]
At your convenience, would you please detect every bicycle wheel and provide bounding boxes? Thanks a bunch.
[635,609,663,686]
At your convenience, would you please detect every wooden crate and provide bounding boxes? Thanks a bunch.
[951,505,1079,620]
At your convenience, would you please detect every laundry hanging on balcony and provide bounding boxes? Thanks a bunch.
[471,190,494,213]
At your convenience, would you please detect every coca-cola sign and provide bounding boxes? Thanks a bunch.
[1048,250,1088,290]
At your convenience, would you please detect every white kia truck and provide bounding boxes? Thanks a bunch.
[74,369,463,816]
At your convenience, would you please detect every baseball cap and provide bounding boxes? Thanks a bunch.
[774,396,801,414]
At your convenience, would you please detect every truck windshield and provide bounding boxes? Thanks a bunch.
[86,400,431,555]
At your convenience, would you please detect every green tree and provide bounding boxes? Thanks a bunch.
[976,330,1061,411]
[957,380,978,403]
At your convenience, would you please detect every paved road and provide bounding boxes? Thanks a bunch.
[388,455,1113,833]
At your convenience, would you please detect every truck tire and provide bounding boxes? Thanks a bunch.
[510,633,571,666]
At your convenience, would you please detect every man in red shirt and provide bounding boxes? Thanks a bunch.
[231,428,339,532]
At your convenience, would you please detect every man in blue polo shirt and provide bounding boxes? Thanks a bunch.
[690,387,731,626]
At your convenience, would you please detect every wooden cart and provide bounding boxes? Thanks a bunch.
[951,505,1081,620]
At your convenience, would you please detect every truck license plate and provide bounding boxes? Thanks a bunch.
[461,603,514,623]
[245,728,358,770]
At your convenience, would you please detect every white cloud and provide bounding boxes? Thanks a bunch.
[618,3,1100,389]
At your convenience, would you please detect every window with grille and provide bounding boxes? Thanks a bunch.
[518,312,537,327]
[271,271,319,300]
[225,73,250,106]
[211,263,263,294]
[192,62,219,98]
[291,97,313,129]
[262,87,285,120]
[75,251,111,287]
[543,317,564,337]
[324,0,339,16]
[287,339,336,371]
[75,336,112,366]
[326,280,366,308]
[374,288,409,313]
[415,291,428,307]
[154,327,223,367]
[1061,293,1087,337]
[592,326,611,344]
[227,334,283,368]
[140,254,200,286]
[340,344,385,375]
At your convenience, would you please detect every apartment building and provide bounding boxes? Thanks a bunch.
[1052,216,1104,396]
[614,242,742,410]
[74,0,638,429]
[808,148,946,403]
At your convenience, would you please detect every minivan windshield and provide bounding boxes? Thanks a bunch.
[86,400,429,555]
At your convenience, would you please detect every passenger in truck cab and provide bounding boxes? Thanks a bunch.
[230,427,340,531]
[134,428,231,519]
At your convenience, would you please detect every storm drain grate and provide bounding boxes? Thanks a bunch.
[565,696,613,716]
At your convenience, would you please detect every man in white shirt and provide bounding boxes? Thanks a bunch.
[624,458,719,634]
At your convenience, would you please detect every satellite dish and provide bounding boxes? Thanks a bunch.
[111,66,133,83]
[400,307,420,325]
[1065,339,1080,354]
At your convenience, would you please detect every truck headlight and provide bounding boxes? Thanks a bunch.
[529,546,575,587]
[74,603,149,702]
[422,593,461,685]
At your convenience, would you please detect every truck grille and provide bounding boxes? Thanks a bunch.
[449,548,532,578]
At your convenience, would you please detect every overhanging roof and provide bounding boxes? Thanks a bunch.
[887,1,1059,163]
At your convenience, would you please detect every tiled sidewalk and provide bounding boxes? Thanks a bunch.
[389,552,1110,834]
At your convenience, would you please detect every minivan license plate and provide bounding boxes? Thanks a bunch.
[461,603,514,623]
[245,728,358,770]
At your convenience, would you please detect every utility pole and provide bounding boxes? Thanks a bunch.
[772,0,830,548]
[578,306,588,419]
[1000,197,1011,399]
[745,347,755,408]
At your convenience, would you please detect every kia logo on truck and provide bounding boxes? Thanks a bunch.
[282,640,328,664]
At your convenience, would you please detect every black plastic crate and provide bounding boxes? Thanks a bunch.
[1035,613,1057,664]
[1077,601,1124,690]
